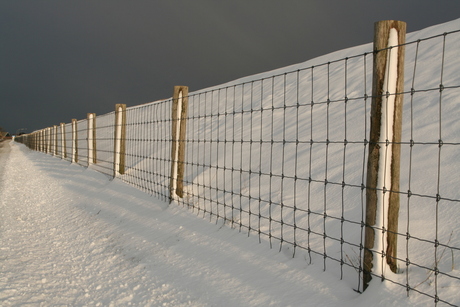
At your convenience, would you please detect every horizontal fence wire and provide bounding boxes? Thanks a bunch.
[75,119,88,168]
[64,123,73,163]
[178,52,372,293]
[398,30,460,306]
[13,28,460,306]
[92,112,115,177]
[118,100,173,203]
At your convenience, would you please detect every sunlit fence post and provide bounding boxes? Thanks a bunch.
[87,113,97,165]
[47,127,51,154]
[72,119,78,163]
[169,86,189,202]
[363,20,406,290]
[40,130,44,152]
[54,125,59,156]
[60,123,67,159]
[46,127,50,154]
[114,104,127,176]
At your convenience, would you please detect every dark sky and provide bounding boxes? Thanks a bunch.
[1,0,459,134]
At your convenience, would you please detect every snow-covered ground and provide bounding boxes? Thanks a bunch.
[0,140,441,306]
[2,18,460,306]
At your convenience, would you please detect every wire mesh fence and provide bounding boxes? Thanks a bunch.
[118,100,173,203]
[92,112,115,177]
[75,118,88,168]
[14,25,460,306]
[395,31,460,305]
[177,52,374,293]
[63,122,73,163]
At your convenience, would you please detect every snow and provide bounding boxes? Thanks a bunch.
[2,18,460,306]
[0,141,342,306]
[115,106,123,175]
[88,113,95,165]
[0,141,436,306]
[374,27,399,279]
[171,90,184,197]
[72,120,77,163]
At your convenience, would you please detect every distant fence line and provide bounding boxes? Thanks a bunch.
[15,21,460,306]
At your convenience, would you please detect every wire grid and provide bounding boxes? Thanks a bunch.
[48,127,53,154]
[75,119,88,168]
[118,100,173,203]
[51,126,56,156]
[92,112,115,177]
[56,125,63,158]
[47,127,54,155]
[346,30,460,306]
[42,128,49,153]
[177,52,372,292]
[175,30,460,303]
[398,31,460,306]
[63,123,73,162]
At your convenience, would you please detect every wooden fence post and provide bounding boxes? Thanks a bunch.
[42,129,45,152]
[72,119,78,163]
[87,113,97,165]
[60,123,67,159]
[169,85,189,202]
[47,128,50,153]
[46,127,51,154]
[47,127,52,154]
[363,20,406,290]
[41,129,45,153]
[114,104,127,176]
[54,125,58,155]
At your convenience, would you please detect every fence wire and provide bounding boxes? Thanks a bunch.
[92,112,115,177]
[117,100,173,203]
[14,28,460,306]
[176,52,372,293]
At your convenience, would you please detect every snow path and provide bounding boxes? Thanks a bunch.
[0,141,155,306]
[0,141,434,306]
[0,141,341,306]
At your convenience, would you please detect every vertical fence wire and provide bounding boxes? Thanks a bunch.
[64,123,72,162]
[119,100,172,202]
[93,112,115,177]
[76,119,88,167]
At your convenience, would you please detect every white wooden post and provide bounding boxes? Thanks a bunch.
[363,20,406,290]
[114,104,127,176]
[169,85,189,202]
[87,113,96,165]
[60,123,67,159]
[72,119,78,163]
[53,125,58,155]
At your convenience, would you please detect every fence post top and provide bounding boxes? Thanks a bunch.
[174,85,189,96]
[375,20,406,26]
[374,20,407,35]
[115,104,127,111]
